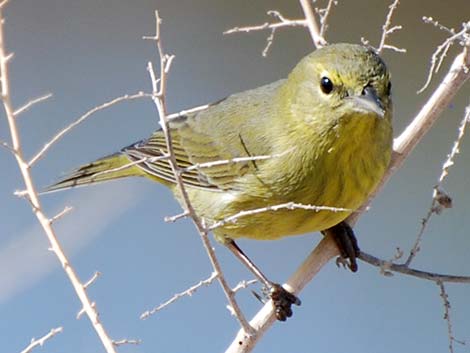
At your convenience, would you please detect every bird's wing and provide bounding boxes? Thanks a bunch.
[123,81,283,192]
[123,126,254,192]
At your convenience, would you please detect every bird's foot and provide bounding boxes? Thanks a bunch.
[269,283,301,321]
[328,221,360,272]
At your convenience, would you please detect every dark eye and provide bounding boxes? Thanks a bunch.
[320,76,334,94]
[386,81,392,95]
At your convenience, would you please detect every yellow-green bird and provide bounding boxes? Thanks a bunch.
[48,43,393,321]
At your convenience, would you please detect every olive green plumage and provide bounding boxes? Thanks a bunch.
[48,43,393,242]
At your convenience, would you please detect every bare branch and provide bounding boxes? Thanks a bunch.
[0,8,117,352]
[29,91,152,166]
[224,11,306,35]
[418,20,470,93]
[113,339,142,346]
[316,0,337,38]
[232,279,257,293]
[437,281,466,353]
[182,149,292,173]
[13,93,52,117]
[141,272,218,319]
[209,202,353,231]
[405,103,470,265]
[83,271,101,289]
[145,10,254,335]
[20,327,63,353]
[91,155,169,180]
[0,1,9,10]
[299,0,327,48]
[376,0,406,54]
[49,205,73,224]
[164,210,189,223]
[360,252,470,283]
[167,103,210,121]
[224,0,327,55]
[225,11,307,57]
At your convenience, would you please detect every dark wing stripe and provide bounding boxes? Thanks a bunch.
[123,135,220,191]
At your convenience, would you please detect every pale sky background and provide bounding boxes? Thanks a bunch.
[0,1,469,353]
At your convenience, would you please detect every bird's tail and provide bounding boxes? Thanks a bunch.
[46,153,144,192]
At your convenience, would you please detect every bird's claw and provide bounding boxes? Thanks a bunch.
[270,283,301,322]
[329,221,360,272]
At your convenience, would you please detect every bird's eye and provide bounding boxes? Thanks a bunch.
[386,81,392,96]
[320,76,334,94]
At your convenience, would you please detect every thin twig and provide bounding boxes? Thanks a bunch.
[145,10,254,336]
[13,93,52,116]
[83,271,101,289]
[141,272,218,319]
[232,279,257,293]
[299,0,327,48]
[360,253,470,283]
[224,12,306,35]
[164,210,189,223]
[376,0,406,54]
[405,103,470,265]
[113,339,142,346]
[437,281,466,353]
[225,11,307,57]
[0,8,117,353]
[316,0,337,38]
[167,103,210,120]
[49,205,73,224]
[20,327,63,353]
[182,150,291,173]
[29,92,152,166]
[418,20,470,93]
[91,154,169,180]
[209,202,352,231]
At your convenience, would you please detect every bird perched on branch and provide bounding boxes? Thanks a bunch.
[48,43,393,321]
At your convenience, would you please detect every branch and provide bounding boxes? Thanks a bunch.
[20,327,63,353]
[418,19,470,93]
[140,272,218,319]
[376,0,406,54]
[299,0,327,48]
[0,7,117,353]
[405,103,470,265]
[226,15,470,353]
[224,11,307,57]
[29,91,152,166]
[112,338,142,347]
[360,252,470,283]
[209,202,352,231]
[317,0,337,38]
[13,93,52,116]
[145,10,254,335]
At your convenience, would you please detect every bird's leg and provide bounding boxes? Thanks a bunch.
[324,221,360,272]
[225,239,301,321]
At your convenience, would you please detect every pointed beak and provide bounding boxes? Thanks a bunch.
[347,86,385,118]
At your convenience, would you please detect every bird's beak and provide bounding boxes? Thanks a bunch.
[348,86,385,118]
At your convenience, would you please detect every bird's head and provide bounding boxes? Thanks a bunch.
[285,43,392,127]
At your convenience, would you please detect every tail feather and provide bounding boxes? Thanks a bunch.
[46,153,144,192]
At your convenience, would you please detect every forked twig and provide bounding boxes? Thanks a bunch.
[0,6,117,353]
[20,327,63,353]
[405,103,470,265]
[144,10,254,335]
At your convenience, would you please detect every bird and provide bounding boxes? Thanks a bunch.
[47,43,393,321]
